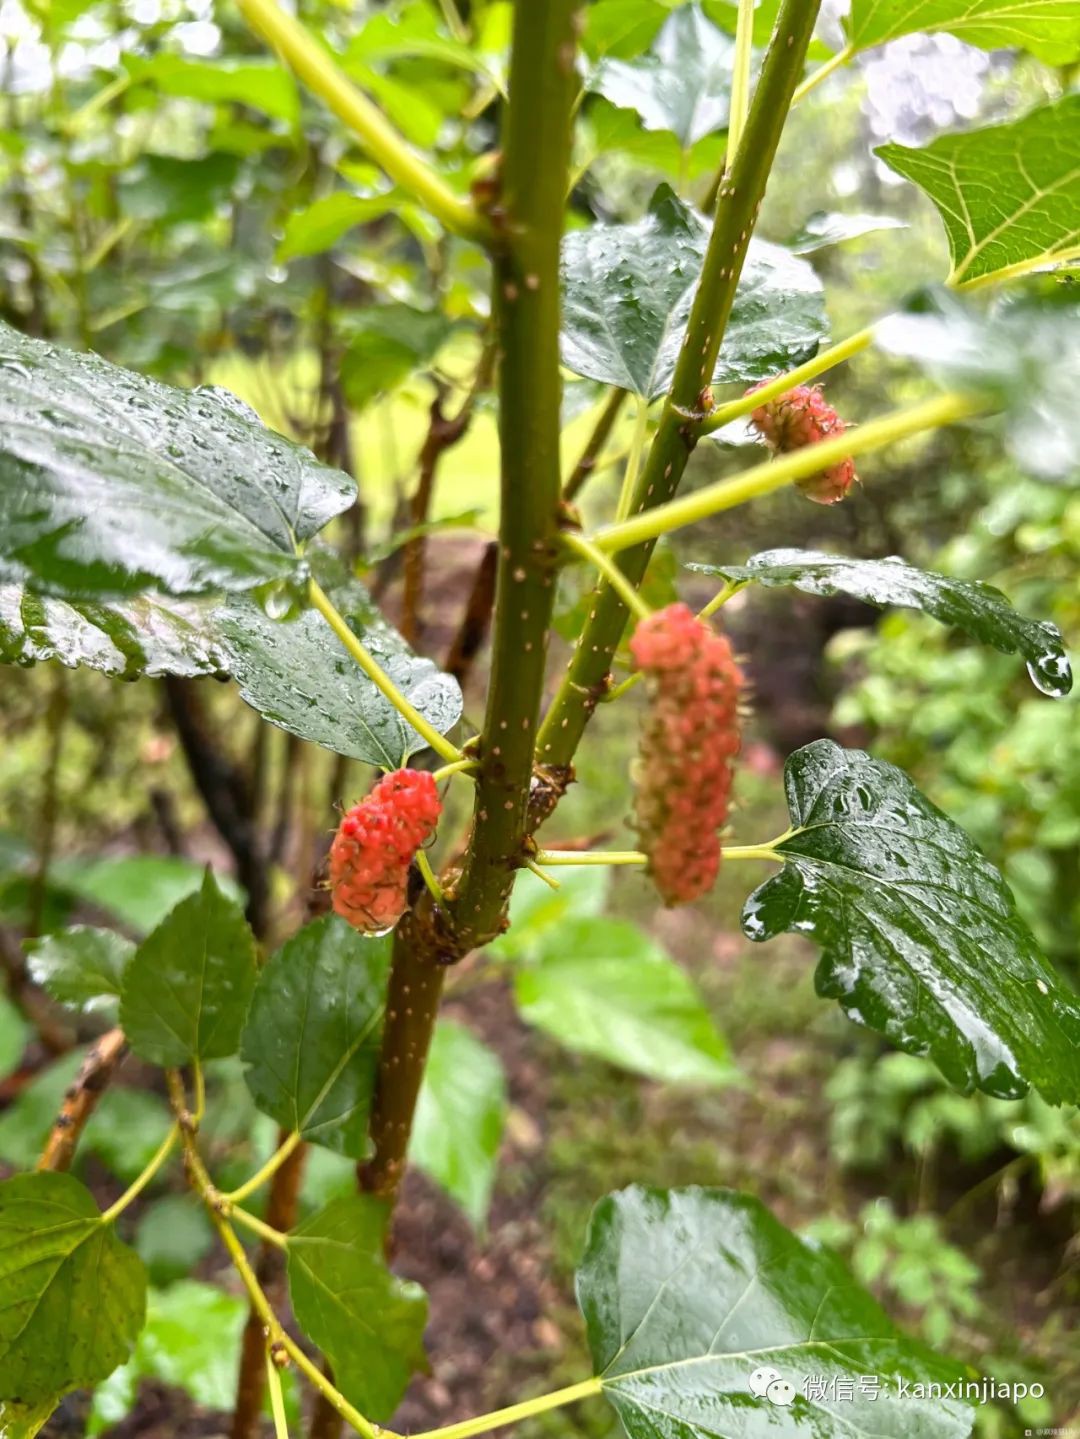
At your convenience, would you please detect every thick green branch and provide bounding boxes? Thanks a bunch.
[536,0,823,773]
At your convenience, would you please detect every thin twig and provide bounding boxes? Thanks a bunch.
[37,1027,128,1172]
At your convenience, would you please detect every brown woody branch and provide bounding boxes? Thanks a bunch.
[37,1027,128,1172]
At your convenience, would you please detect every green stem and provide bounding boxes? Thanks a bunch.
[699,325,875,435]
[431,758,478,783]
[591,391,985,554]
[536,845,785,867]
[308,579,463,764]
[225,1130,303,1205]
[614,399,650,521]
[408,1379,603,1439]
[448,0,580,952]
[560,532,652,622]
[699,580,744,619]
[524,857,561,889]
[267,1350,291,1439]
[437,0,468,41]
[415,847,444,902]
[791,43,854,104]
[100,1125,179,1224]
[727,0,755,162]
[237,0,488,244]
[231,1205,289,1249]
[536,0,824,773]
[563,388,627,501]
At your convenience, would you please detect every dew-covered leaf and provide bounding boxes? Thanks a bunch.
[690,548,1071,696]
[288,1196,428,1422]
[743,740,1080,1104]
[241,917,391,1158]
[785,209,907,254]
[848,0,1080,63]
[120,870,258,1066]
[513,916,736,1086]
[0,1172,147,1407]
[561,186,827,399]
[877,96,1080,286]
[0,322,355,600]
[579,1185,974,1437]
[24,927,135,1013]
[411,1021,506,1225]
[587,4,733,147]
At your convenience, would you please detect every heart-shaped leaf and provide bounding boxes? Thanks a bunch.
[0,1171,147,1407]
[24,926,134,1013]
[241,917,391,1158]
[287,1196,428,1422]
[513,916,736,1087]
[411,1021,506,1225]
[578,1185,974,1437]
[120,870,258,1066]
[0,321,355,600]
[689,548,1072,696]
[587,5,734,147]
[848,0,1080,64]
[560,186,827,399]
[743,740,1080,1103]
[0,579,463,767]
[877,95,1080,286]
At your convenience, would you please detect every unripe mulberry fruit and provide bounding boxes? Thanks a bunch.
[629,604,742,906]
[748,382,857,505]
[330,769,441,933]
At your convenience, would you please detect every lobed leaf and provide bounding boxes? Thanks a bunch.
[578,1185,974,1437]
[0,1172,146,1407]
[848,0,1080,64]
[689,548,1071,696]
[240,917,391,1158]
[0,322,355,600]
[561,186,827,399]
[877,96,1080,286]
[743,740,1080,1104]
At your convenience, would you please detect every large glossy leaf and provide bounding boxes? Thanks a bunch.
[689,548,1071,697]
[287,1196,428,1422]
[241,917,391,1158]
[848,0,1080,63]
[119,871,258,1066]
[578,1185,974,1436]
[0,579,463,767]
[743,740,1080,1103]
[411,1021,506,1225]
[588,5,734,147]
[513,916,736,1086]
[561,187,827,399]
[874,290,1080,487]
[0,322,355,599]
[877,96,1080,286]
[0,1172,147,1407]
[24,927,134,1013]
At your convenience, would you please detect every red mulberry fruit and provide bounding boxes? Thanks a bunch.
[330,769,441,933]
[629,604,742,906]
[748,382,857,505]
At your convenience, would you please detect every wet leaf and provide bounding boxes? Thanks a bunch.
[561,186,827,399]
[411,1021,506,1225]
[786,209,907,253]
[0,1172,146,1406]
[120,871,258,1066]
[513,916,736,1086]
[0,321,355,599]
[690,548,1071,696]
[849,0,1080,63]
[288,1196,428,1422]
[877,96,1080,285]
[587,5,734,147]
[241,917,391,1158]
[0,579,463,767]
[24,927,134,1012]
[578,1185,974,1437]
[743,740,1080,1103]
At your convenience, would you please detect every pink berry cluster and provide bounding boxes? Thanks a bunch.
[629,603,743,906]
[330,769,441,933]
[748,382,857,505]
